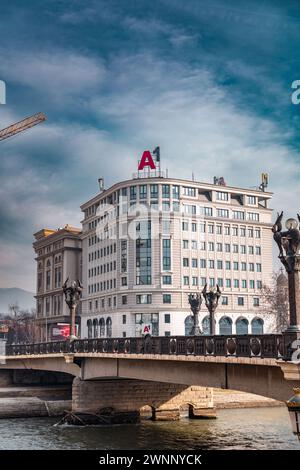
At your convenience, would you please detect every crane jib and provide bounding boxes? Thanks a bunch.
[0,112,46,141]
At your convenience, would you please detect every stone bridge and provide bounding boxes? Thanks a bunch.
[1,334,299,422]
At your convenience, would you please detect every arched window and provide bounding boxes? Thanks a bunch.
[99,318,105,337]
[87,319,92,339]
[184,315,194,336]
[93,319,98,338]
[106,317,112,338]
[251,317,264,334]
[236,317,249,335]
[202,316,214,335]
[219,316,232,335]
[46,259,51,267]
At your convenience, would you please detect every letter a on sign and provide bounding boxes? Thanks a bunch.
[138,151,156,171]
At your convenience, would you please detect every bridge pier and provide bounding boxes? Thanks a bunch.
[72,378,216,423]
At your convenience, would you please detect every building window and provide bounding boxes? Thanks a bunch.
[163,294,171,304]
[93,319,98,338]
[203,207,213,216]
[121,277,127,286]
[236,318,249,335]
[122,314,126,324]
[87,319,92,339]
[248,212,259,221]
[136,294,152,304]
[219,317,232,335]
[183,258,189,267]
[162,275,172,285]
[121,240,127,272]
[256,263,262,272]
[253,297,260,307]
[130,186,137,200]
[99,318,105,337]
[139,185,147,199]
[173,185,179,199]
[183,276,189,286]
[122,295,127,305]
[222,296,228,305]
[162,184,170,198]
[183,240,189,249]
[216,191,229,201]
[233,211,245,220]
[164,313,171,323]
[164,331,171,336]
[136,221,151,285]
[106,317,112,337]
[150,184,158,198]
[163,239,171,270]
[217,260,223,269]
[184,315,194,335]
[247,196,256,205]
[251,318,264,334]
[217,208,229,218]
[183,186,196,197]
[237,297,244,306]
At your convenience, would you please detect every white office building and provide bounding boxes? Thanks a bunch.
[79,156,275,339]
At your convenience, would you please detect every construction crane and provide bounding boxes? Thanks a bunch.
[0,112,46,142]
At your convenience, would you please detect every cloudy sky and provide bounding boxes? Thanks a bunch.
[0,0,300,291]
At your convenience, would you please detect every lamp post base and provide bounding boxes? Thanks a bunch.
[283,327,300,361]
[190,326,202,336]
[68,335,78,342]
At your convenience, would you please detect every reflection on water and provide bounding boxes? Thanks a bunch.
[0,407,299,450]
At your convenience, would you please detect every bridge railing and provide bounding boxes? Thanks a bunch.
[5,334,284,359]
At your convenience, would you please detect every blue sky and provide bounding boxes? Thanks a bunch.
[0,0,300,290]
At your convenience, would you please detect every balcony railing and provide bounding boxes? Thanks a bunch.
[5,334,284,359]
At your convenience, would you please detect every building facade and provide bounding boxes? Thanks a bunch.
[80,169,275,339]
[33,225,82,341]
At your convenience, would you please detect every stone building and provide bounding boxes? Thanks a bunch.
[33,225,82,341]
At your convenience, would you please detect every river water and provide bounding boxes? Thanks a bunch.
[0,407,299,450]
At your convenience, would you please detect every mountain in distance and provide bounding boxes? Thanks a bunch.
[0,288,35,314]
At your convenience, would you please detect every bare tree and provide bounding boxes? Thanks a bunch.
[4,303,39,343]
[260,270,289,332]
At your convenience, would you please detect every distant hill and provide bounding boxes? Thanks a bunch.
[0,288,35,314]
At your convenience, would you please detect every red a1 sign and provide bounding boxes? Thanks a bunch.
[138,150,156,171]
[141,323,152,336]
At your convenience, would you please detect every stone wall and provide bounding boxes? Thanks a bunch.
[72,378,215,421]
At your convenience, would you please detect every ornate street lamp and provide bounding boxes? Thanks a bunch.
[62,278,83,341]
[202,284,221,336]
[272,212,300,358]
[286,389,300,440]
[188,293,202,336]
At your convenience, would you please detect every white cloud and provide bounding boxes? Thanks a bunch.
[0,50,106,103]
